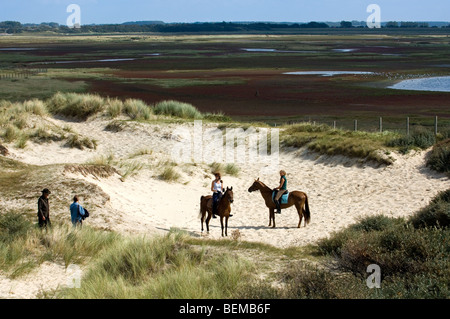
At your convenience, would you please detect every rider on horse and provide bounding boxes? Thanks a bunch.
[274,170,288,214]
[211,172,233,219]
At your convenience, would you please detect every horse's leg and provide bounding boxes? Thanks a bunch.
[206,211,212,233]
[270,208,276,228]
[220,216,224,237]
[201,210,204,232]
[294,201,304,228]
[225,216,228,237]
[268,208,273,227]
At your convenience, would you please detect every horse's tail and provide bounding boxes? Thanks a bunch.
[304,194,311,225]
[198,196,205,219]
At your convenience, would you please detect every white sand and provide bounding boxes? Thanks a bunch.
[2,117,450,298]
[0,262,74,299]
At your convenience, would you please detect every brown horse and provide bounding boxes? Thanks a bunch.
[199,187,234,237]
[248,178,310,228]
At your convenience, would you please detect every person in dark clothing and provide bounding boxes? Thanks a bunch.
[38,188,51,228]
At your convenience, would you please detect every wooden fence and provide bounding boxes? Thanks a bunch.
[0,69,47,79]
[277,115,448,136]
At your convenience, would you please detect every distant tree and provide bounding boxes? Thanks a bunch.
[400,21,419,28]
[385,21,399,28]
[340,21,353,28]
[0,21,23,33]
[300,21,329,28]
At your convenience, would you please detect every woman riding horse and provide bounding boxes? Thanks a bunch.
[274,170,288,214]
[200,186,234,237]
[248,178,310,228]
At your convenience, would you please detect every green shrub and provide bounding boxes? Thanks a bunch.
[315,190,450,298]
[203,112,232,122]
[0,211,33,243]
[281,123,395,165]
[409,189,450,228]
[387,126,436,153]
[426,139,450,174]
[282,262,368,299]
[153,100,203,119]
[284,122,332,134]
[349,215,402,232]
[46,92,105,120]
[123,99,152,120]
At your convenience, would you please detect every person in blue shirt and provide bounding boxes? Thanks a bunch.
[70,195,85,227]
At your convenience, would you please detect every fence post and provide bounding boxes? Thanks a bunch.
[435,116,438,136]
[406,117,410,136]
[333,121,336,130]
[354,120,358,132]
[379,117,383,133]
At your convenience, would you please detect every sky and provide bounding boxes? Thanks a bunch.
[0,0,449,25]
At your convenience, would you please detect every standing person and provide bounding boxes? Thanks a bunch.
[38,188,51,228]
[70,195,85,228]
[274,170,288,214]
[211,172,223,219]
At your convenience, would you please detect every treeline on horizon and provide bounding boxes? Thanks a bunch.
[1,20,449,34]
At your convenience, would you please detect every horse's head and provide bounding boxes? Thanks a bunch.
[224,187,234,203]
[248,178,261,193]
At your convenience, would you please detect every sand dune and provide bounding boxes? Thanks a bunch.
[2,116,450,298]
[7,117,450,248]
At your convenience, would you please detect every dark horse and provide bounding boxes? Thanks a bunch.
[199,187,234,237]
[248,179,310,228]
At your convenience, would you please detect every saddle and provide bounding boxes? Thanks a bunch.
[272,190,289,205]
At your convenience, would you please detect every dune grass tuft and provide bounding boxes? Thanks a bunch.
[158,166,181,182]
[65,133,98,150]
[46,92,105,120]
[153,100,203,119]
[123,99,152,120]
[282,122,398,165]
